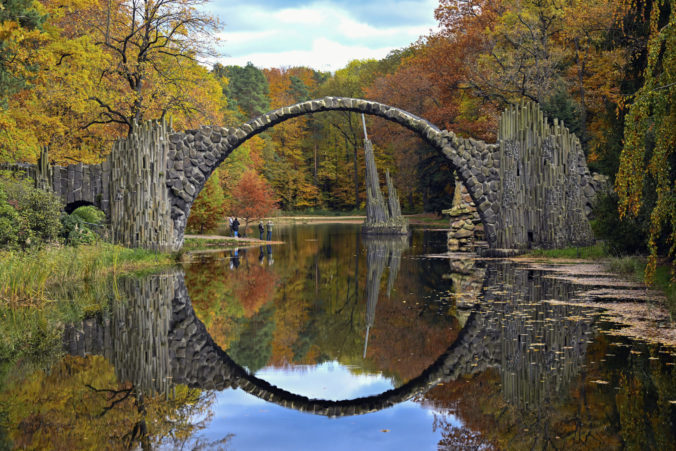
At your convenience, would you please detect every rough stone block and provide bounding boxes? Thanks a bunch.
[183,181,196,196]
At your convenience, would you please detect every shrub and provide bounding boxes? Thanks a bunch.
[19,187,63,245]
[0,187,25,249]
[0,179,64,248]
[61,205,106,245]
[71,205,106,225]
[591,192,649,256]
[61,214,96,245]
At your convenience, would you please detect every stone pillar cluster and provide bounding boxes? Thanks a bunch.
[495,102,595,249]
[109,120,175,251]
[362,138,408,235]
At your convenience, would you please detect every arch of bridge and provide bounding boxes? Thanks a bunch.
[165,97,501,249]
[169,279,499,417]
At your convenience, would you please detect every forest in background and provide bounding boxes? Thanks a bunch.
[0,0,674,274]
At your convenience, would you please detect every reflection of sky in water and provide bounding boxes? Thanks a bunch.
[256,361,392,399]
[195,361,464,450]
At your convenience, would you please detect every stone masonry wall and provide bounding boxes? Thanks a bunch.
[444,174,485,252]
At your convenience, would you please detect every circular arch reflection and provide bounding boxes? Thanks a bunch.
[64,260,596,417]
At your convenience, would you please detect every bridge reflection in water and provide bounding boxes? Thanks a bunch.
[63,256,596,418]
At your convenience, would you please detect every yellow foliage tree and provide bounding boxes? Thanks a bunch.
[0,0,226,165]
[616,0,676,282]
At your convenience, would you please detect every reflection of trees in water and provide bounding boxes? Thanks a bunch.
[56,271,223,449]
[188,226,458,380]
[183,249,279,362]
[362,234,409,357]
[227,304,276,373]
[0,353,219,449]
[56,258,675,446]
[427,260,675,450]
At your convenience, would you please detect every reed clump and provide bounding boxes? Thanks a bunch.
[0,243,173,306]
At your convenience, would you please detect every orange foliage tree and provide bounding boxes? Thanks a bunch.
[230,169,277,234]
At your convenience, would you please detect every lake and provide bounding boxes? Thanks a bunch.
[2,223,674,449]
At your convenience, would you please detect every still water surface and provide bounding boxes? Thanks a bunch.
[3,224,675,449]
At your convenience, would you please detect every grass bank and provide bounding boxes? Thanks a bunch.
[0,243,176,386]
[523,243,608,259]
[0,242,174,306]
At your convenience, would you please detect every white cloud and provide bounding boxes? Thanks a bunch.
[274,7,327,24]
[217,30,278,45]
[209,1,438,70]
[219,37,397,70]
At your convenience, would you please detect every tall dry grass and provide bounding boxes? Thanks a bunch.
[0,243,173,306]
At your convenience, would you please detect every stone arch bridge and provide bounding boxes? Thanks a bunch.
[6,97,600,251]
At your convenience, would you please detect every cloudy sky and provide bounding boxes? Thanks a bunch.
[206,0,439,71]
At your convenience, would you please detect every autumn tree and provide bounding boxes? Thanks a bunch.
[559,0,627,147]
[0,0,111,164]
[87,0,222,133]
[465,0,566,105]
[263,67,322,210]
[616,0,676,282]
[230,169,277,234]
[318,60,384,209]
[187,168,226,234]
[0,0,225,165]
[0,0,45,106]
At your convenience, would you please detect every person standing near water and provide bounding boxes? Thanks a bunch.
[258,221,265,240]
[266,220,273,241]
[232,217,240,238]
